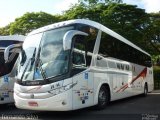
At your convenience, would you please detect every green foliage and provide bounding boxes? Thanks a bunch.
[153,66,160,81]
[79,0,122,5]
[143,13,160,55]
[63,3,87,20]
[0,24,10,35]
[9,12,61,35]
[64,3,107,22]
[152,55,160,64]
[153,66,160,89]
[102,4,151,51]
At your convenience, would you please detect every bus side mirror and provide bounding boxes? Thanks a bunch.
[4,43,22,63]
[63,30,88,51]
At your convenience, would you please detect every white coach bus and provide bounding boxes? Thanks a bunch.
[0,35,25,104]
[5,19,153,111]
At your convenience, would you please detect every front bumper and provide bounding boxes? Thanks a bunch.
[14,89,73,111]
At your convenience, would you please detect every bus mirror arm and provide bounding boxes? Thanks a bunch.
[63,30,88,51]
[4,43,22,63]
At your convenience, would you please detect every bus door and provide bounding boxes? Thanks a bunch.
[71,35,94,109]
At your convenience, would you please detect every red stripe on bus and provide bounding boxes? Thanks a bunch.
[116,67,147,93]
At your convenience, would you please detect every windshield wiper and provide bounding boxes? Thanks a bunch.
[34,47,49,83]
[20,49,27,66]
[21,48,36,81]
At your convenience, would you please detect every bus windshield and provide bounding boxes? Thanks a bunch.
[20,26,74,82]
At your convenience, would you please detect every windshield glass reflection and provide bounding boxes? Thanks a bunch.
[19,26,74,81]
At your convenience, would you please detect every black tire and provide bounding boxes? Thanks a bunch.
[96,85,110,110]
[143,84,148,97]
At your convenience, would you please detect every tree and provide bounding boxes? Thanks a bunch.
[143,13,160,55]
[64,2,109,24]
[102,3,150,44]
[0,24,10,35]
[63,3,87,20]
[79,0,122,5]
[9,12,61,35]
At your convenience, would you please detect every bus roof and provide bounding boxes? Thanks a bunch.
[28,19,150,56]
[0,35,25,42]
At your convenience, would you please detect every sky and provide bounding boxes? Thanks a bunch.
[0,0,160,27]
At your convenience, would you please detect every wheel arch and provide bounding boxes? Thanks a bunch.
[94,82,111,105]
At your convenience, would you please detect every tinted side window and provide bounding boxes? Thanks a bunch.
[99,32,116,58]
[0,52,18,77]
[116,40,128,61]
[76,24,98,66]
[98,32,151,67]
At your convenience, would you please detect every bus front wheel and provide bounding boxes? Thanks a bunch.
[96,85,109,109]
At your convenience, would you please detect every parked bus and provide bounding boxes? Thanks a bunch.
[0,35,25,104]
[5,19,153,111]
